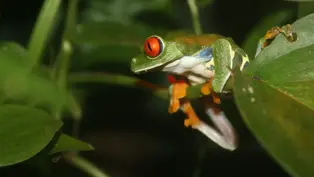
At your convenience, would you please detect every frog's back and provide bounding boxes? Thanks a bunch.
[165,33,225,46]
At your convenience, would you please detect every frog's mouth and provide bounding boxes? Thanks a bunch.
[131,59,181,74]
[131,62,165,74]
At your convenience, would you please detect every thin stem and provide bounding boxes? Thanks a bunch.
[54,0,77,88]
[51,0,82,123]
[192,146,207,177]
[64,154,110,177]
[27,0,61,68]
[68,72,204,100]
[187,0,202,35]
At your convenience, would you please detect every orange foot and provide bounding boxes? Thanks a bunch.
[168,82,189,113]
[181,101,201,127]
[262,24,296,49]
[201,78,221,104]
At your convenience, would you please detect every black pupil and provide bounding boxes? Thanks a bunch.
[147,42,152,52]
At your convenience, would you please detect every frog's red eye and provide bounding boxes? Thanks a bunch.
[144,36,163,58]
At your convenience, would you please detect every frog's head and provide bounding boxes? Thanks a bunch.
[131,35,186,74]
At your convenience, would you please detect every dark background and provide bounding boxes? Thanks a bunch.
[0,0,299,177]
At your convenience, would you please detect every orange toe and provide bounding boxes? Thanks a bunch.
[168,82,189,114]
[201,79,213,96]
[181,101,201,127]
[212,92,221,104]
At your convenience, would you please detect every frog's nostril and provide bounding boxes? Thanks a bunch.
[132,58,137,63]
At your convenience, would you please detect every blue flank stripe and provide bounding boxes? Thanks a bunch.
[196,47,213,61]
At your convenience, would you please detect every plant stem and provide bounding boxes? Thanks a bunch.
[27,0,61,68]
[68,72,203,100]
[64,154,110,177]
[54,0,77,88]
[187,0,202,35]
[52,0,82,125]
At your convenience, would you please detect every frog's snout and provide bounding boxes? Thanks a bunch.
[130,58,139,74]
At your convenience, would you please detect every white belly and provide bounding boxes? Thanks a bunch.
[162,56,215,85]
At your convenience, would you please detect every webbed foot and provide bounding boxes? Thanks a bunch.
[168,81,189,114]
[180,101,201,127]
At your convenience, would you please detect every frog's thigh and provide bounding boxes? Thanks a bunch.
[211,39,235,93]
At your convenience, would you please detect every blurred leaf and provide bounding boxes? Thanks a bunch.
[0,104,62,166]
[298,2,314,18]
[241,9,294,59]
[0,42,74,114]
[286,0,314,1]
[74,22,160,46]
[81,0,171,24]
[72,22,164,69]
[234,13,314,177]
[197,0,214,7]
[68,72,167,98]
[50,134,94,154]
[69,72,206,100]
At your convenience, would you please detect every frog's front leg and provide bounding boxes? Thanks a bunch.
[210,38,249,94]
[167,75,203,127]
[167,75,189,113]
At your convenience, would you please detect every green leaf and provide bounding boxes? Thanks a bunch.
[50,134,94,154]
[246,13,314,80]
[233,69,314,177]
[81,0,170,24]
[0,104,62,166]
[286,0,314,2]
[197,0,214,7]
[241,9,294,59]
[233,13,314,177]
[0,42,74,114]
[72,22,164,68]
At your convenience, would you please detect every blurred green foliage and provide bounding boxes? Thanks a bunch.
[0,0,314,177]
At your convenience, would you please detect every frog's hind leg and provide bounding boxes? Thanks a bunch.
[204,102,237,149]
[211,38,235,94]
[179,99,236,151]
[191,99,237,151]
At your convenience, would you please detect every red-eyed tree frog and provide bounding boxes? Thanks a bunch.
[130,25,296,151]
